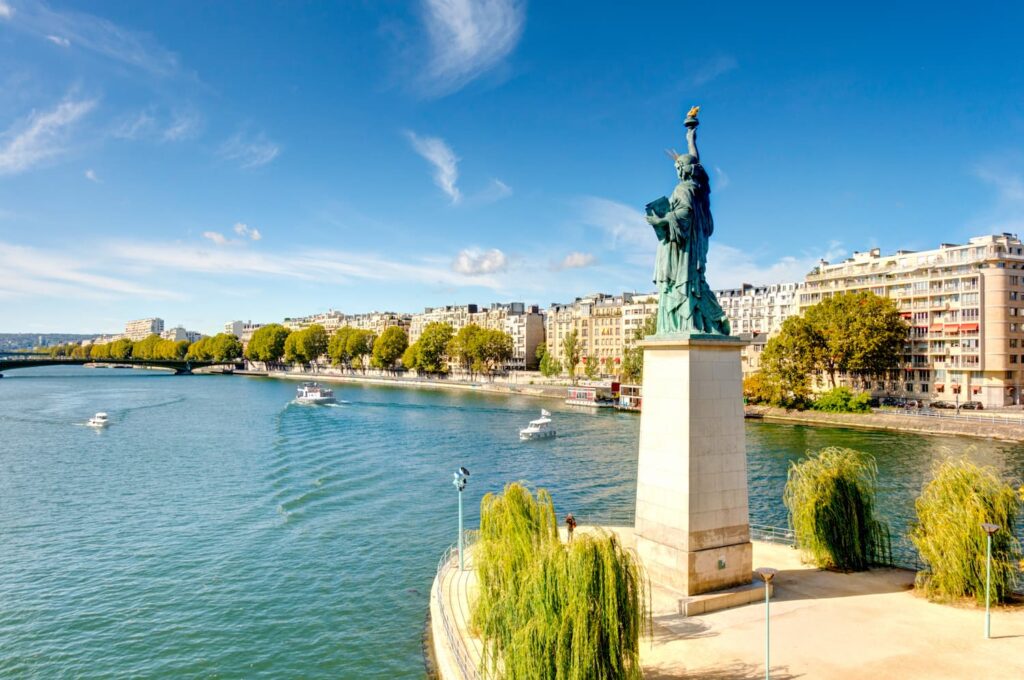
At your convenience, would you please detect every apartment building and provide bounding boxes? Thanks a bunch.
[714,282,803,336]
[469,303,545,370]
[124,318,164,341]
[224,320,265,345]
[799,233,1024,407]
[545,292,659,372]
[283,310,410,337]
[409,304,479,344]
[161,326,204,343]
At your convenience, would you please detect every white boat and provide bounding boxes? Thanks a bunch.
[87,412,109,428]
[519,409,556,440]
[296,382,336,405]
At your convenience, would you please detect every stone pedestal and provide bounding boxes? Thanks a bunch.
[634,336,752,597]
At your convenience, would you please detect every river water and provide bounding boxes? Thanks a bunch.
[0,367,1021,678]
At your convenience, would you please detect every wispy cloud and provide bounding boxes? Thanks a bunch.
[45,34,69,47]
[706,241,846,289]
[420,0,525,95]
[406,130,461,203]
[84,168,100,182]
[558,251,596,270]
[688,54,738,87]
[974,162,1024,202]
[5,1,180,77]
[0,241,182,301]
[162,110,202,141]
[202,231,229,246]
[233,222,262,241]
[451,247,507,275]
[578,196,650,248]
[0,96,97,175]
[476,178,513,202]
[714,166,730,190]
[219,131,280,169]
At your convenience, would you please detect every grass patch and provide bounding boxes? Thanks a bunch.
[472,482,649,679]
[911,458,1022,604]
[783,447,890,570]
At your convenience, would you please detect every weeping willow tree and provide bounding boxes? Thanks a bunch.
[783,447,890,571]
[911,458,1022,604]
[472,482,649,679]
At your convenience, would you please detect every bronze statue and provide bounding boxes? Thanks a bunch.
[645,107,730,337]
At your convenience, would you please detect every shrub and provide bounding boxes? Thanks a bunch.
[783,447,890,570]
[911,458,1022,604]
[472,483,648,679]
[812,386,871,413]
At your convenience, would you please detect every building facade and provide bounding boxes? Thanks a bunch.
[224,320,266,345]
[161,326,204,343]
[408,302,543,370]
[124,318,164,341]
[799,233,1024,407]
[714,282,803,336]
[545,292,659,374]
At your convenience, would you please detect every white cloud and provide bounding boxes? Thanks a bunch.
[6,2,179,77]
[219,131,280,169]
[84,168,99,182]
[0,96,97,174]
[421,0,525,95]
[45,34,70,47]
[0,241,181,301]
[559,251,596,270]
[706,241,846,289]
[112,111,157,140]
[688,55,738,86]
[973,163,1024,202]
[578,196,650,248]
[233,222,262,241]
[406,130,461,203]
[451,247,508,275]
[714,165,730,190]
[202,231,229,246]
[476,178,512,202]
[162,110,202,141]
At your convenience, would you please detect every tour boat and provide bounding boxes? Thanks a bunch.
[87,412,109,428]
[295,382,337,405]
[519,409,556,440]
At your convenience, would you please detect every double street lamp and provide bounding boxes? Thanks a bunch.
[981,522,1000,639]
[453,466,470,571]
[754,567,778,680]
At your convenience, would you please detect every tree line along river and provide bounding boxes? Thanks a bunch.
[0,366,1021,678]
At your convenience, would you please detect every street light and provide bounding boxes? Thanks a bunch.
[981,522,1000,639]
[754,567,778,680]
[453,466,470,571]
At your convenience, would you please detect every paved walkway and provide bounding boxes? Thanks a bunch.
[433,528,1024,679]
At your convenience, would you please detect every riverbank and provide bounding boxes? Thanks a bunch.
[753,405,1024,442]
[236,368,569,402]
[432,529,1024,680]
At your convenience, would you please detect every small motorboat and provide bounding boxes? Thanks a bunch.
[296,382,337,405]
[519,409,556,440]
[87,412,109,428]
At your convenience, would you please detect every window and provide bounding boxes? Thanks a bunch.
[1013,323,1019,333]
[1012,276,1020,285]
[921,384,929,393]
[1012,291,1020,301]
[1011,339,1019,348]
[1011,355,1018,364]
[1013,308,1019,317]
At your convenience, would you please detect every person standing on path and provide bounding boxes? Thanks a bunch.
[565,513,577,542]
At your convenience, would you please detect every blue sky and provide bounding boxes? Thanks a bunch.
[2,1,1024,333]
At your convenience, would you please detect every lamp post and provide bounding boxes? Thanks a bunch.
[981,522,1000,639]
[453,466,470,571]
[755,567,778,680]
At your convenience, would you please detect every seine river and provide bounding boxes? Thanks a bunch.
[1,367,1022,678]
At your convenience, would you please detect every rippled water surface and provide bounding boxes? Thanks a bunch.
[1,367,1022,677]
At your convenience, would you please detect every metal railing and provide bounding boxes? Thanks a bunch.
[875,408,1024,425]
[434,536,481,680]
[750,523,796,546]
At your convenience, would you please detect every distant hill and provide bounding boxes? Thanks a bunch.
[0,333,100,351]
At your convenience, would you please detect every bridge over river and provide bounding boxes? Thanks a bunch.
[0,353,242,376]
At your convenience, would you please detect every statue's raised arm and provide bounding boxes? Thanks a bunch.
[685,105,700,161]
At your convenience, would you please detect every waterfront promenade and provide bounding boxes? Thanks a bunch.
[432,527,1024,679]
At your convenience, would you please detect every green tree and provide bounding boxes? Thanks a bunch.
[561,329,581,384]
[417,322,454,374]
[401,342,420,371]
[283,331,305,364]
[448,324,485,376]
[186,336,214,361]
[328,326,355,368]
[620,313,656,384]
[347,329,376,372]
[802,292,908,388]
[371,326,409,371]
[480,328,513,376]
[584,355,599,380]
[209,333,243,362]
[603,356,616,377]
[813,386,872,413]
[298,324,328,365]
[758,316,817,407]
[109,338,134,360]
[246,324,290,364]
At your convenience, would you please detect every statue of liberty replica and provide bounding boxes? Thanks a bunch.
[645,106,730,336]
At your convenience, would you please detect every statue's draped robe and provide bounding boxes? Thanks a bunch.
[652,173,730,335]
